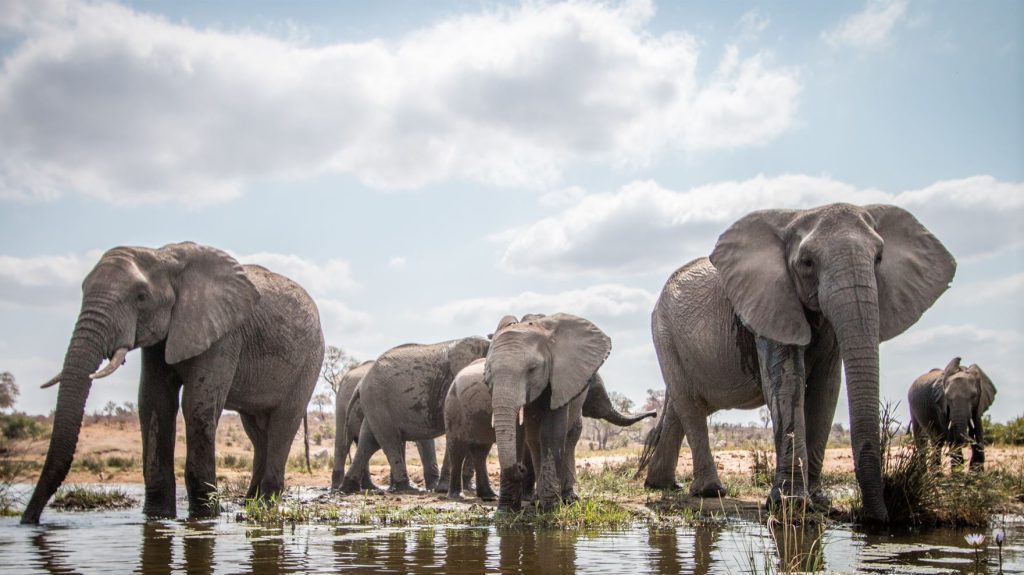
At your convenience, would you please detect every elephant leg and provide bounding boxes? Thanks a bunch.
[535,404,569,511]
[560,417,583,503]
[644,400,685,490]
[257,409,305,500]
[331,437,351,492]
[646,334,688,490]
[239,413,269,499]
[803,342,841,508]
[341,421,383,494]
[435,449,452,494]
[445,439,467,500]
[471,444,497,500]
[139,345,182,518]
[180,378,231,518]
[415,439,440,491]
[372,425,418,493]
[676,401,725,497]
[462,451,476,492]
[756,337,810,507]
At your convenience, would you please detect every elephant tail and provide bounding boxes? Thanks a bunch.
[303,414,312,474]
[634,411,664,479]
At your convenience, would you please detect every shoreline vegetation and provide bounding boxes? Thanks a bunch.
[3,410,1023,529]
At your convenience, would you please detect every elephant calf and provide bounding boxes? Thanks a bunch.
[908,357,996,470]
[443,357,656,501]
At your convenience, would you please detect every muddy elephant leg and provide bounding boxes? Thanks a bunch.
[341,421,383,494]
[415,439,439,491]
[139,345,182,518]
[756,337,810,507]
[536,404,569,511]
[445,439,467,500]
[560,417,583,503]
[239,413,269,499]
[256,408,305,500]
[471,444,497,500]
[676,400,724,497]
[804,343,841,508]
[180,379,231,518]
[969,415,985,471]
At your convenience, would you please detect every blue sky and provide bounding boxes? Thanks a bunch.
[0,0,1021,425]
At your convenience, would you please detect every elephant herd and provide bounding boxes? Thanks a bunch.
[20,203,997,525]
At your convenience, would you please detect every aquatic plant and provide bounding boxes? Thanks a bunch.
[51,485,135,511]
[965,533,985,573]
[995,528,1005,574]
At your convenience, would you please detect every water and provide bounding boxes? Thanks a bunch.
[1,486,1021,574]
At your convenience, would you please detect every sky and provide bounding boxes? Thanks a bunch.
[0,0,1021,426]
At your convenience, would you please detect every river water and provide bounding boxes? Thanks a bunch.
[1,486,1021,574]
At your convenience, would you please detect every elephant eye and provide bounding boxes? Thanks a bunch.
[136,291,149,303]
[799,257,813,269]
[875,252,883,265]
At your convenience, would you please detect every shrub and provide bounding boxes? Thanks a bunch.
[1,413,45,440]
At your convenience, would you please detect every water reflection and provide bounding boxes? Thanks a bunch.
[2,500,1022,574]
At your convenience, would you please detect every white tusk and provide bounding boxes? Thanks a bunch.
[40,373,62,389]
[90,347,129,380]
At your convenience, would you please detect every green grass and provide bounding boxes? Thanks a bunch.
[51,485,136,511]
[238,494,493,526]
[494,498,639,530]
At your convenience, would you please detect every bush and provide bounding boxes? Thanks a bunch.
[985,415,1024,446]
[1,413,45,440]
[105,455,137,470]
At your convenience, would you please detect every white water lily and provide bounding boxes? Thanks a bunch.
[995,529,1005,544]
[964,533,985,546]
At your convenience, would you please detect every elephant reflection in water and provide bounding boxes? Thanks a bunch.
[646,525,721,575]
[497,527,578,574]
[136,520,217,575]
[29,529,75,574]
[443,528,489,573]
[766,522,827,572]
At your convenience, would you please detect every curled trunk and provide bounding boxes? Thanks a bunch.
[582,375,656,426]
[21,315,108,524]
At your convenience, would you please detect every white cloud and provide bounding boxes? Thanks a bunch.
[428,284,657,330]
[387,256,407,269]
[539,186,586,208]
[884,323,1024,354]
[236,252,358,294]
[0,0,800,205]
[0,251,101,309]
[823,0,909,50]
[495,174,1024,276]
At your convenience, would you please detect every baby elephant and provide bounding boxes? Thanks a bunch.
[908,357,996,470]
[443,358,656,501]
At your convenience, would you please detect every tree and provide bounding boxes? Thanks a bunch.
[0,372,18,412]
[643,388,664,414]
[320,345,361,396]
[312,391,332,416]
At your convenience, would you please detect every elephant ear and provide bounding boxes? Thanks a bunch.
[162,242,259,364]
[967,364,996,415]
[710,209,810,346]
[489,315,519,339]
[942,357,963,380]
[541,313,612,410]
[865,205,956,341]
[449,337,490,377]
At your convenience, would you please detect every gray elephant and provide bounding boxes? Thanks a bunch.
[636,204,955,524]
[486,313,616,512]
[444,357,655,501]
[338,336,491,494]
[331,360,448,492]
[908,357,996,470]
[22,242,324,524]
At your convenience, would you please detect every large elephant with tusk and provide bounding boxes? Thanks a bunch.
[22,242,324,524]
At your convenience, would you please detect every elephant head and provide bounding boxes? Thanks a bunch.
[448,337,492,379]
[933,357,996,446]
[710,203,955,523]
[484,313,611,487]
[22,242,258,524]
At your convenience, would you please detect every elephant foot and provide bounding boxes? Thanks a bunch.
[434,479,450,494]
[808,487,832,510]
[477,488,498,502]
[766,483,811,515]
[644,480,685,492]
[444,491,464,501]
[690,481,728,498]
[560,490,580,505]
[340,477,381,495]
[388,481,424,495]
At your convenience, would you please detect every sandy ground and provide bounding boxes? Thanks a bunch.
[8,415,1023,495]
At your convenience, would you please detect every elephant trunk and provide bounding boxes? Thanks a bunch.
[948,405,972,447]
[582,374,656,426]
[491,375,525,511]
[821,255,888,524]
[22,306,111,524]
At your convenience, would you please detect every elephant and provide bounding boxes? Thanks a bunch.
[486,313,617,512]
[908,357,996,470]
[443,356,655,501]
[636,204,955,524]
[21,242,324,524]
[337,336,491,494]
[330,360,449,492]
